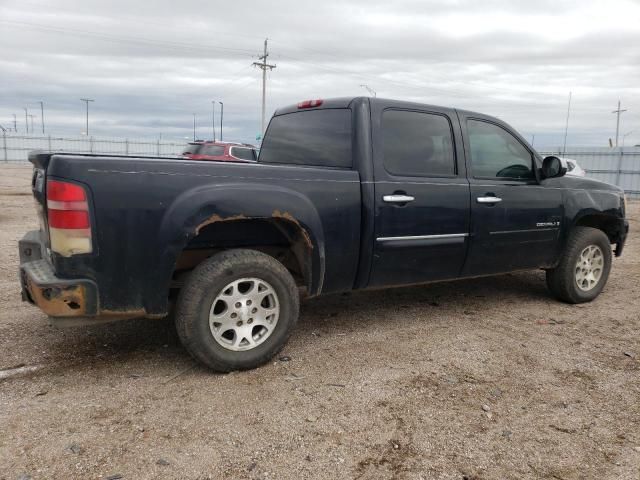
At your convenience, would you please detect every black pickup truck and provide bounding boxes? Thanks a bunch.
[19,97,629,371]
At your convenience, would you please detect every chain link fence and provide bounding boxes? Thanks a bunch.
[539,147,640,198]
[2,133,639,198]
[1,133,185,162]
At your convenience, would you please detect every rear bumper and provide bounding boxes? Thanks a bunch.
[19,230,98,317]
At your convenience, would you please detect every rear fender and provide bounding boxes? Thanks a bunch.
[156,183,325,300]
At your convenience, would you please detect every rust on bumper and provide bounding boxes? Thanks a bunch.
[23,275,88,316]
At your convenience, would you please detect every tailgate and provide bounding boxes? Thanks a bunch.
[29,152,51,250]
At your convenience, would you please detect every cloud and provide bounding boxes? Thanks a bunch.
[0,0,639,146]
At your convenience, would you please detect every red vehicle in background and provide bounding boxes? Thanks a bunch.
[182,141,257,163]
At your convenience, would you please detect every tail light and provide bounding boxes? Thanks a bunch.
[46,179,92,256]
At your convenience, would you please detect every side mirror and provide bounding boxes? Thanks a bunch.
[541,156,567,179]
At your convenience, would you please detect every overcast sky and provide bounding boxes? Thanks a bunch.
[1,0,639,147]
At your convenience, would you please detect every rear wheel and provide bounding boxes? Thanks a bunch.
[175,249,299,372]
[546,227,612,303]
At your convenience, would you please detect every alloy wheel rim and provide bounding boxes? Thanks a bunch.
[574,245,604,292]
[209,277,280,351]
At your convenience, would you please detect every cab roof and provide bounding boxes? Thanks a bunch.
[273,96,501,124]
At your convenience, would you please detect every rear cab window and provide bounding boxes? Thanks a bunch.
[259,109,352,168]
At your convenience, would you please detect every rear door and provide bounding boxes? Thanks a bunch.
[367,102,471,287]
[459,113,563,275]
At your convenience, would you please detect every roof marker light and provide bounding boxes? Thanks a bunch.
[297,99,323,109]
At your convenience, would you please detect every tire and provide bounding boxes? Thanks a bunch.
[175,249,300,372]
[546,226,612,303]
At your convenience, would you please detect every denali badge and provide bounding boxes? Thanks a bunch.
[536,221,560,227]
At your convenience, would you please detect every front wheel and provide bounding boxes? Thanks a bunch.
[546,226,612,303]
[175,249,300,372]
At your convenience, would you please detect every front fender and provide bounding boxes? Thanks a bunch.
[556,187,625,259]
[564,188,624,227]
[156,182,326,297]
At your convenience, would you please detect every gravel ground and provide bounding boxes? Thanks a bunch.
[1,163,639,480]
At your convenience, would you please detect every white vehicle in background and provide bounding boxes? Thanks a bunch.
[560,157,586,177]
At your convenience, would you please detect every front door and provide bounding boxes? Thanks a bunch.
[459,114,563,276]
[368,103,471,287]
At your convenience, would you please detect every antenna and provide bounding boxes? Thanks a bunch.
[562,92,571,156]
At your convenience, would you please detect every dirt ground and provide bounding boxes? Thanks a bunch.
[0,164,638,480]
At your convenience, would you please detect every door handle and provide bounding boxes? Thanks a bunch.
[383,194,415,203]
[477,196,502,204]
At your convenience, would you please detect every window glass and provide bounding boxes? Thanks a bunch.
[382,110,455,176]
[467,120,533,179]
[200,145,225,156]
[230,147,256,161]
[182,143,201,155]
[259,109,352,168]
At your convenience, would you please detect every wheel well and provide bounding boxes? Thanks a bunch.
[172,218,312,293]
[574,214,622,244]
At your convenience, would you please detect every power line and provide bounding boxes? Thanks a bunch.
[7,0,270,42]
[0,20,258,57]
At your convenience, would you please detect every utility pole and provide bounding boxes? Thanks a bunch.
[38,101,45,134]
[253,38,276,135]
[612,100,627,147]
[211,101,216,141]
[562,91,572,155]
[219,101,224,141]
[24,107,28,134]
[80,98,94,135]
[193,113,196,141]
[360,84,377,97]
[12,114,17,132]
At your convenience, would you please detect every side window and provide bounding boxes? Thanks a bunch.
[382,110,455,177]
[200,145,225,156]
[467,120,533,179]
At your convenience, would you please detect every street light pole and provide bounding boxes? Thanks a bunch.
[622,131,634,148]
[211,101,216,142]
[219,101,224,141]
[24,107,28,134]
[193,113,196,141]
[39,101,45,134]
[80,98,94,135]
[28,114,35,133]
[12,114,17,132]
